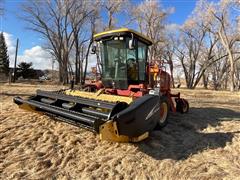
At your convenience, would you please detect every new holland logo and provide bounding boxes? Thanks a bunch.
[145,103,159,121]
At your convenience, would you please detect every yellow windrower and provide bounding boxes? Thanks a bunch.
[13,27,169,143]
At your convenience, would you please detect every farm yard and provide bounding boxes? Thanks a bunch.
[0,83,239,179]
[1,0,240,179]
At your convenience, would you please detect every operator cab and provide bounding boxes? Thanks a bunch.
[93,28,153,90]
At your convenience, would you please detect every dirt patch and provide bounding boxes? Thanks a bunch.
[0,84,240,179]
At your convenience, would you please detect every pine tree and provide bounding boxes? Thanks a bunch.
[0,32,10,75]
[17,62,36,79]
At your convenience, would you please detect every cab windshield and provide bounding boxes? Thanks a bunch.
[100,37,136,81]
[99,37,147,84]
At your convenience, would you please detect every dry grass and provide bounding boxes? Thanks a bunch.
[0,83,240,179]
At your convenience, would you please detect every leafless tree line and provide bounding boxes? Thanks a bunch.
[21,0,240,91]
[174,0,240,91]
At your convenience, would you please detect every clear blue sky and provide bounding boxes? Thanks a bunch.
[3,1,42,53]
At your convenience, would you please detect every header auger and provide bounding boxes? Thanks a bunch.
[14,28,189,142]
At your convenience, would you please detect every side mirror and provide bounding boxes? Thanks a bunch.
[129,39,135,50]
[91,44,96,54]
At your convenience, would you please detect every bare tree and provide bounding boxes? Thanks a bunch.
[236,59,240,90]
[175,23,206,88]
[210,0,239,91]
[21,0,98,84]
[162,31,177,88]
[133,0,173,61]
[174,0,227,89]
[68,1,97,84]
[132,0,178,88]
[83,9,100,84]
[102,0,127,30]
[21,1,74,83]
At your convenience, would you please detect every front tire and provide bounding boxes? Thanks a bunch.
[157,96,169,128]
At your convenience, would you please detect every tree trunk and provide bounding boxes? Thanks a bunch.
[83,39,93,85]
[79,46,84,87]
[170,71,175,88]
[224,73,228,90]
[60,59,68,84]
[218,30,235,91]
[202,73,208,89]
[169,61,174,88]
[75,52,80,84]
[228,53,235,91]
[59,62,64,83]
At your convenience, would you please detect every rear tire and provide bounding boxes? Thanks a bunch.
[181,99,189,113]
[176,98,189,113]
[157,96,169,128]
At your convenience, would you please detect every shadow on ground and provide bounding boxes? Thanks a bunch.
[137,107,240,160]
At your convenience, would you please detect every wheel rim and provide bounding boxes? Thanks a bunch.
[159,102,168,124]
[183,104,188,112]
[182,101,188,113]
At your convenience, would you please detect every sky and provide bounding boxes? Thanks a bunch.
[2,0,200,70]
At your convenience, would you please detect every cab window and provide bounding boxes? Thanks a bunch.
[138,41,147,81]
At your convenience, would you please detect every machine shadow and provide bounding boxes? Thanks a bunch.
[137,107,240,160]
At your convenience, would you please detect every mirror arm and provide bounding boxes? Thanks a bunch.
[129,33,135,50]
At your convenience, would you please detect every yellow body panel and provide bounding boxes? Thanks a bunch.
[64,89,133,104]
[93,28,153,45]
[99,121,149,142]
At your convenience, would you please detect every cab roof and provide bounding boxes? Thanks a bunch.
[93,28,153,46]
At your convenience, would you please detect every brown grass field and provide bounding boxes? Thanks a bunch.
[0,83,240,179]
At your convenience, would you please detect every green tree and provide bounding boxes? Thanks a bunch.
[0,32,10,75]
[17,62,35,79]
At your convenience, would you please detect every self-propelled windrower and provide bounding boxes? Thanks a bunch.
[14,28,189,142]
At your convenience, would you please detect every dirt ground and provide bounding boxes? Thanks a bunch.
[0,83,240,179]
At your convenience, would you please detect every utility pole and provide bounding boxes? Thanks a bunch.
[13,38,19,82]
